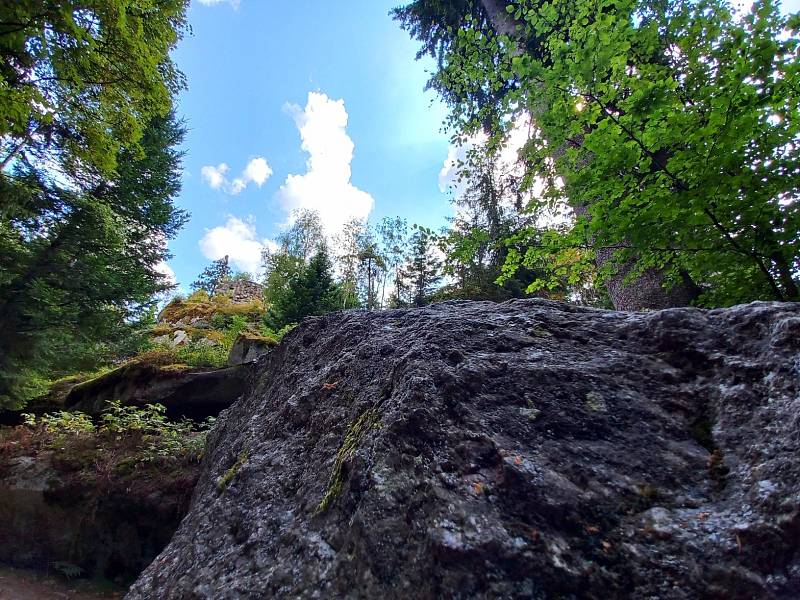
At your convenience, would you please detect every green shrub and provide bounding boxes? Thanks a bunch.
[173,342,228,368]
[24,401,216,463]
[23,411,95,435]
[259,322,297,342]
[210,312,229,330]
[187,289,210,303]
[223,315,249,344]
[102,400,216,462]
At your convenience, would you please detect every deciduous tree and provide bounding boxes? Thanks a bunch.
[394,0,800,307]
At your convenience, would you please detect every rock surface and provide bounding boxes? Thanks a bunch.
[215,280,265,304]
[227,332,277,366]
[64,363,249,421]
[127,300,800,599]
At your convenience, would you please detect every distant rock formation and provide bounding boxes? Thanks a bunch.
[127,300,800,599]
[215,279,264,304]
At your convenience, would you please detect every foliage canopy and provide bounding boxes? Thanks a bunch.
[394,0,800,306]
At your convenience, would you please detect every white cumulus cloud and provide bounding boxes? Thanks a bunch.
[201,163,229,190]
[242,157,271,186]
[201,157,272,196]
[277,92,374,238]
[198,216,269,275]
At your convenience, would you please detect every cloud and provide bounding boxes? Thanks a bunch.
[200,157,272,195]
[438,143,472,196]
[201,163,229,190]
[277,92,374,238]
[198,216,269,275]
[196,0,240,8]
[242,157,271,186]
[155,260,176,286]
[438,115,535,196]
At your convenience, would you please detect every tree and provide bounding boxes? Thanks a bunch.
[394,0,800,307]
[334,218,367,309]
[439,140,533,300]
[0,113,188,408]
[262,249,304,306]
[267,247,341,328]
[377,217,410,308]
[356,226,386,310]
[261,209,325,305]
[279,209,325,263]
[0,0,188,179]
[397,226,444,307]
[192,256,232,296]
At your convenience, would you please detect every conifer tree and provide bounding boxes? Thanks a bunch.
[0,113,188,408]
[266,247,341,328]
[191,256,232,296]
[397,227,443,307]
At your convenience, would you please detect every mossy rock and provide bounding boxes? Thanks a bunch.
[227,332,277,366]
[63,362,249,421]
[158,297,266,326]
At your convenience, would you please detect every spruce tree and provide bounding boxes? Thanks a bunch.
[398,227,443,307]
[267,247,340,328]
[191,256,232,296]
[0,113,188,408]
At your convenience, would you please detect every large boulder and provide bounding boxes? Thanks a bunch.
[127,300,800,599]
[64,363,250,421]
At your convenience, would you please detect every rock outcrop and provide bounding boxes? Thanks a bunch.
[127,300,800,599]
[215,279,265,304]
[64,362,249,421]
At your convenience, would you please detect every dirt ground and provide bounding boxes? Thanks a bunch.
[0,566,126,600]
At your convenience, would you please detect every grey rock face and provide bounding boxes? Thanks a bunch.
[127,300,800,599]
[228,333,276,366]
[215,280,265,304]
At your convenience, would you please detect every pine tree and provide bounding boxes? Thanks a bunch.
[0,113,188,408]
[398,227,443,307]
[191,256,232,296]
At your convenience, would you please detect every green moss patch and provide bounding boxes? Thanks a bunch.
[236,331,279,346]
[217,449,249,491]
[316,407,379,514]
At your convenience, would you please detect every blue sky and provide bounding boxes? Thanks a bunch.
[165,0,454,289]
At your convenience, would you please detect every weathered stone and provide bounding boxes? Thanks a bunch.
[64,363,250,421]
[227,332,277,366]
[215,280,264,304]
[170,329,190,347]
[127,300,800,599]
